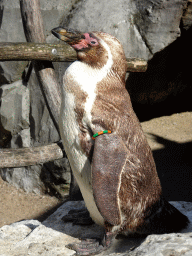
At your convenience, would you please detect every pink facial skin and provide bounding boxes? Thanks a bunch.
[72,33,99,50]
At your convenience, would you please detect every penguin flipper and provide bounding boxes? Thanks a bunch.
[92,133,128,226]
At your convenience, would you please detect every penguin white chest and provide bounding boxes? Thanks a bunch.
[59,62,106,226]
[59,41,113,226]
[59,89,104,225]
[59,60,100,172]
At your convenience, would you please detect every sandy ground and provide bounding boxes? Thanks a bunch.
[141,111,192,203]
[0,111,192,228]
[0,177,63,227]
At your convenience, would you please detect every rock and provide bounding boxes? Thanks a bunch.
[0,80,30,146]
[0,201,192,256]
[0,219,77,256]
[0,80,67,195]
[28,71,60,147]
[133,0,187,55]
[62,0,188,59]
[182,0,192,31]
[129,233,192,256]
[0,78,70,196]
[61,0,151,60]
[126,1,192,117]
[0,1,28,85]
[0,165,45,195]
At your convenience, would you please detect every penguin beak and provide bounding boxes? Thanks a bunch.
[51,27,84,45]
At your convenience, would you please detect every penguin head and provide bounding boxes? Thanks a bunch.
[52,27,103,66]
[51,27,127,75]
[51,27,99,49]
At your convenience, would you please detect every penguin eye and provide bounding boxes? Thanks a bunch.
[90,41,96,44]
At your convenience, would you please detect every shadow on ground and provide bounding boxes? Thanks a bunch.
[150,134,192,202]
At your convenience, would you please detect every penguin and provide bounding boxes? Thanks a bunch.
[51,27,189,255]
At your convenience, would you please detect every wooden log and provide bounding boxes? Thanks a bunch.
[0,42,76,62]
[0,143,63,168]
[0,42,147,72]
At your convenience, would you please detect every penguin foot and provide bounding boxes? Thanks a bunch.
[66,232,114,255]
[66,239,103,256]
[62,208,94,225]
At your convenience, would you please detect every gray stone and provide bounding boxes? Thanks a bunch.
[61,0,188,60]
[61,0,151,60]
[28,71,60,147]
[0,0,28,85]
[0,165,45,194]
[0,80,30,143]
[0,78,70,195]
[0,219,77,256]
[125,1,192,109]
[182,0,192,31]
[129,233,192,256]
[134,0,187,55]
[0,201,192,256]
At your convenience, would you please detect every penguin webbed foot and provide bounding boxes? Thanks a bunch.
[66,232,114,255]
[62,208,94,225]
[66,239,103,256]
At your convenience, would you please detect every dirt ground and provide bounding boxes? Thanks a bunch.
[0,111,192,228]
[0,177,64,227]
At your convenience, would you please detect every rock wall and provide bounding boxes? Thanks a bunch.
[61,0,187,59]
[0,0,192,193]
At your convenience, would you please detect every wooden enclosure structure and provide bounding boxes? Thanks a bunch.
[0,0,147,169]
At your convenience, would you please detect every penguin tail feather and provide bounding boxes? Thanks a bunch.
[140,198,189,234]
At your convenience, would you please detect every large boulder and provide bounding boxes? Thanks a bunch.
[0,201,192,256]
[61,0,187,59]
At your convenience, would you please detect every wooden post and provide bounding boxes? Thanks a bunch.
[20,0,61,129]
